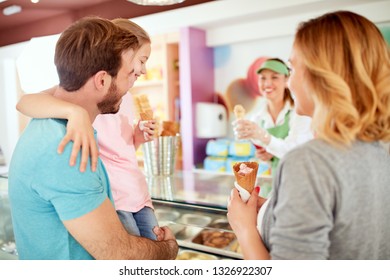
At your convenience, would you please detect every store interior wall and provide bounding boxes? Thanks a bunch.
[0,42,28,166]
[0,0,389,168]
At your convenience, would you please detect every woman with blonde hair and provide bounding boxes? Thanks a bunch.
[17,18,163,241]
[228,10,390,259]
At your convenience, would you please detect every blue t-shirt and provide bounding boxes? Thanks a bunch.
[8,119,113,260]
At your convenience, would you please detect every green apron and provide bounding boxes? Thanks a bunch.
[261,110,291,176]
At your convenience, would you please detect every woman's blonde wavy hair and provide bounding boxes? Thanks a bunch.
[294,11,390,146]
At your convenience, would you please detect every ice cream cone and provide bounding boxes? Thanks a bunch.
[134,95,153,117]
[233,162,258,193]
[140,109,154,120]
[233,104,246,119]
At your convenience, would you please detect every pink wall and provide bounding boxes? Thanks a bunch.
[179,27,214,170]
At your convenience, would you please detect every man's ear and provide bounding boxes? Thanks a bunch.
[93,71,111,90]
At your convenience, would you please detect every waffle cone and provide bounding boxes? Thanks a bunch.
[140,109,154,120]
[233,104,246,119]
[233,162,258,193]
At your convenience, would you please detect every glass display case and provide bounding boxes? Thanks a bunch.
[0,171,273,260]
[0,176,17,259]
[147,170,272,259]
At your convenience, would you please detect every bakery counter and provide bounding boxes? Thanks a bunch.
[148,170,273,259]
[0,176,18,260]
[0,171,272,260]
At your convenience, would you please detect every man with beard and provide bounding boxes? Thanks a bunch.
[8,16,178,260]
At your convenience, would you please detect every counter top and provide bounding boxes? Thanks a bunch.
[147,170,272,210]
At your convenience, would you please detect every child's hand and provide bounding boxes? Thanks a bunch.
[153,225,176,242]
[134,120,157,147]
[57,107,98,172]
[153,226,165,241]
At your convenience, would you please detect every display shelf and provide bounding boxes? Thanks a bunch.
[133,80,163,88]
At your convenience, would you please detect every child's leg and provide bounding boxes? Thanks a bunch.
[116,210,141,236]
[133,207,159,240]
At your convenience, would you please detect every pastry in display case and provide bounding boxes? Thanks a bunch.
[176,249,218,260]
[154,203,242,259]
[192,219,235,249]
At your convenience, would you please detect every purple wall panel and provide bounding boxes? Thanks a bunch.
[179,27,214,170]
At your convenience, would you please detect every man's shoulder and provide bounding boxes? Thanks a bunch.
[30,118,67,129]
[25,118,66,135]
[13,118,68,168]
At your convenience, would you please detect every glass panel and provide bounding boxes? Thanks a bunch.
[147,170,272,210]
[0,177,17,259]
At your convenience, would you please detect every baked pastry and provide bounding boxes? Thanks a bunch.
[161,121,180,136]
[176,251,217,260]
[233,162,259,193]
[198,230,236,248]
[230,240,242,254]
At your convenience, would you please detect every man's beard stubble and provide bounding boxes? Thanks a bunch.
[97,79,123,114]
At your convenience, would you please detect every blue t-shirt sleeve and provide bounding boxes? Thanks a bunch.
[49,168,106,221]
[33,139,108,221]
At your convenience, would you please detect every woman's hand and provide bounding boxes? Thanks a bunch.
[255,147,274,161]
[133,120,157,149]
[227,187,260,235]
[57,107,98,172]
[228,187,270,259]
[233,119,271,145]
[233,119,263,139]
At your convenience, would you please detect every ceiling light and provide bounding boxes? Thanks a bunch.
[3,5,22,16]
[127,0,185,6]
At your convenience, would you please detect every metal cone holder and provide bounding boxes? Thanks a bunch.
[142,135,180,176]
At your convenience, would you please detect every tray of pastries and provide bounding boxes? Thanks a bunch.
[155,206,242,259]
[175,217,242,259]
[176,249,219,260]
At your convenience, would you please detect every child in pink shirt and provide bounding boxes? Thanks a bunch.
[94,93,157,239]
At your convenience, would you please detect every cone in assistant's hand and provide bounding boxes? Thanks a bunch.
[233,104,246,120]
[233,162,258,193]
